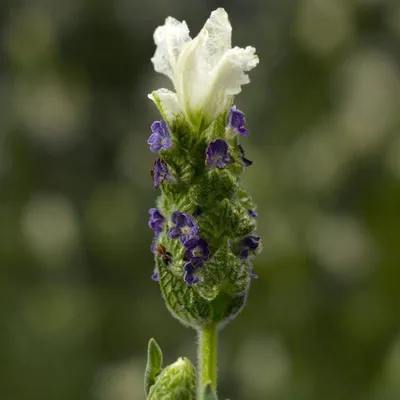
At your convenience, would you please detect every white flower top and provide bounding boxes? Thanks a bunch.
[148,8,259,130]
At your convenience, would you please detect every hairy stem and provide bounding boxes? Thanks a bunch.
[197,321,218,396]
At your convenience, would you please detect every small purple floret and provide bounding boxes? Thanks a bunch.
[148,208,165,234]
[250,271,259,279]
[239,235,260,259]
[206,139,232,169]
[227,105,250,136]
[151,236,158,254]
[238,144,253,167]
[152,158,171,188]
[168,211,199,244]
[184,237,210,265]
[148,120,172,152]
[248,209,258,218]
[151,267,159,281]
[183,262,200,286]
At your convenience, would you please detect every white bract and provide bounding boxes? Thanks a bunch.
[148,8,259,130]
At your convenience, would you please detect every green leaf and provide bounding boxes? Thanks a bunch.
[211,292,247,328]
[157,259,212,329]
[196,242,250,301]
[144,338,163,397]
[228,203,257,238]
[237,187,255,211]
[188,170,236,209]
[204,110,230,142]
[201,382,218,400]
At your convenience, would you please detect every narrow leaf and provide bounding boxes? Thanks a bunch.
[202,381,219,400]
[144,338,163,397]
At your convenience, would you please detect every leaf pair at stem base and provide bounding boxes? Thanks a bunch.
[145,338,224,400]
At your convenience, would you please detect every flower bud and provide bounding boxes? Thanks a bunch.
[147,357,196,400]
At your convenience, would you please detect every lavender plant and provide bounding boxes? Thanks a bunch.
[144,8,261,399]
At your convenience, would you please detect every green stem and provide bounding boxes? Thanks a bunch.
[197,321,218,396]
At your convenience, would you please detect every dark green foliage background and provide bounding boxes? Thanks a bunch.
[1,0,400,399]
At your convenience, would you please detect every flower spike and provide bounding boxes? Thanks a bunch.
[145,9,261,398]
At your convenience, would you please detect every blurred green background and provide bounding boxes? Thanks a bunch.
[1,0,400,399]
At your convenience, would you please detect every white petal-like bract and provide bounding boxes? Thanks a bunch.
[148,89,181,125]
[149,8,259,130]
[151,17,191,81]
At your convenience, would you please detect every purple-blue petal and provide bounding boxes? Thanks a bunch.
[239,249,249,259]
[184,237,210,262]
[238,235,260,259]
[148,208,165,233]
[147,133,158,144]
[183,262,200,286]
[183,262,196,273]
[151,236,158,254]
[148,138,162,152]
[171,211,189,227]
[148,120,172,152]
[248,209,258,218]
[250,271,259,279]
[152,158,171,188]
[184,272,199,286]
[151,267,159,281]
[243,236,260,250]
[206,139,232,169]
[189,256,206,266]
[167,226,182,239]
[228,106,250,136]
[169,211,199,242]
[180,225,199,242]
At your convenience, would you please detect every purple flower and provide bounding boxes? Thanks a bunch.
[227,105,250,136]
[239,235,260,259]
[248,209,258,218]
[183,262,200,286]
[152,158,172,188]
[148,120,172,152]
[151,267,159,281]
[206,139,232,169]
[238,144,253,167]
[151,236,157,254]
[250,271,259,279]
[184,237,210,266]
[168,211,199,244]
[148,208,165,234]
